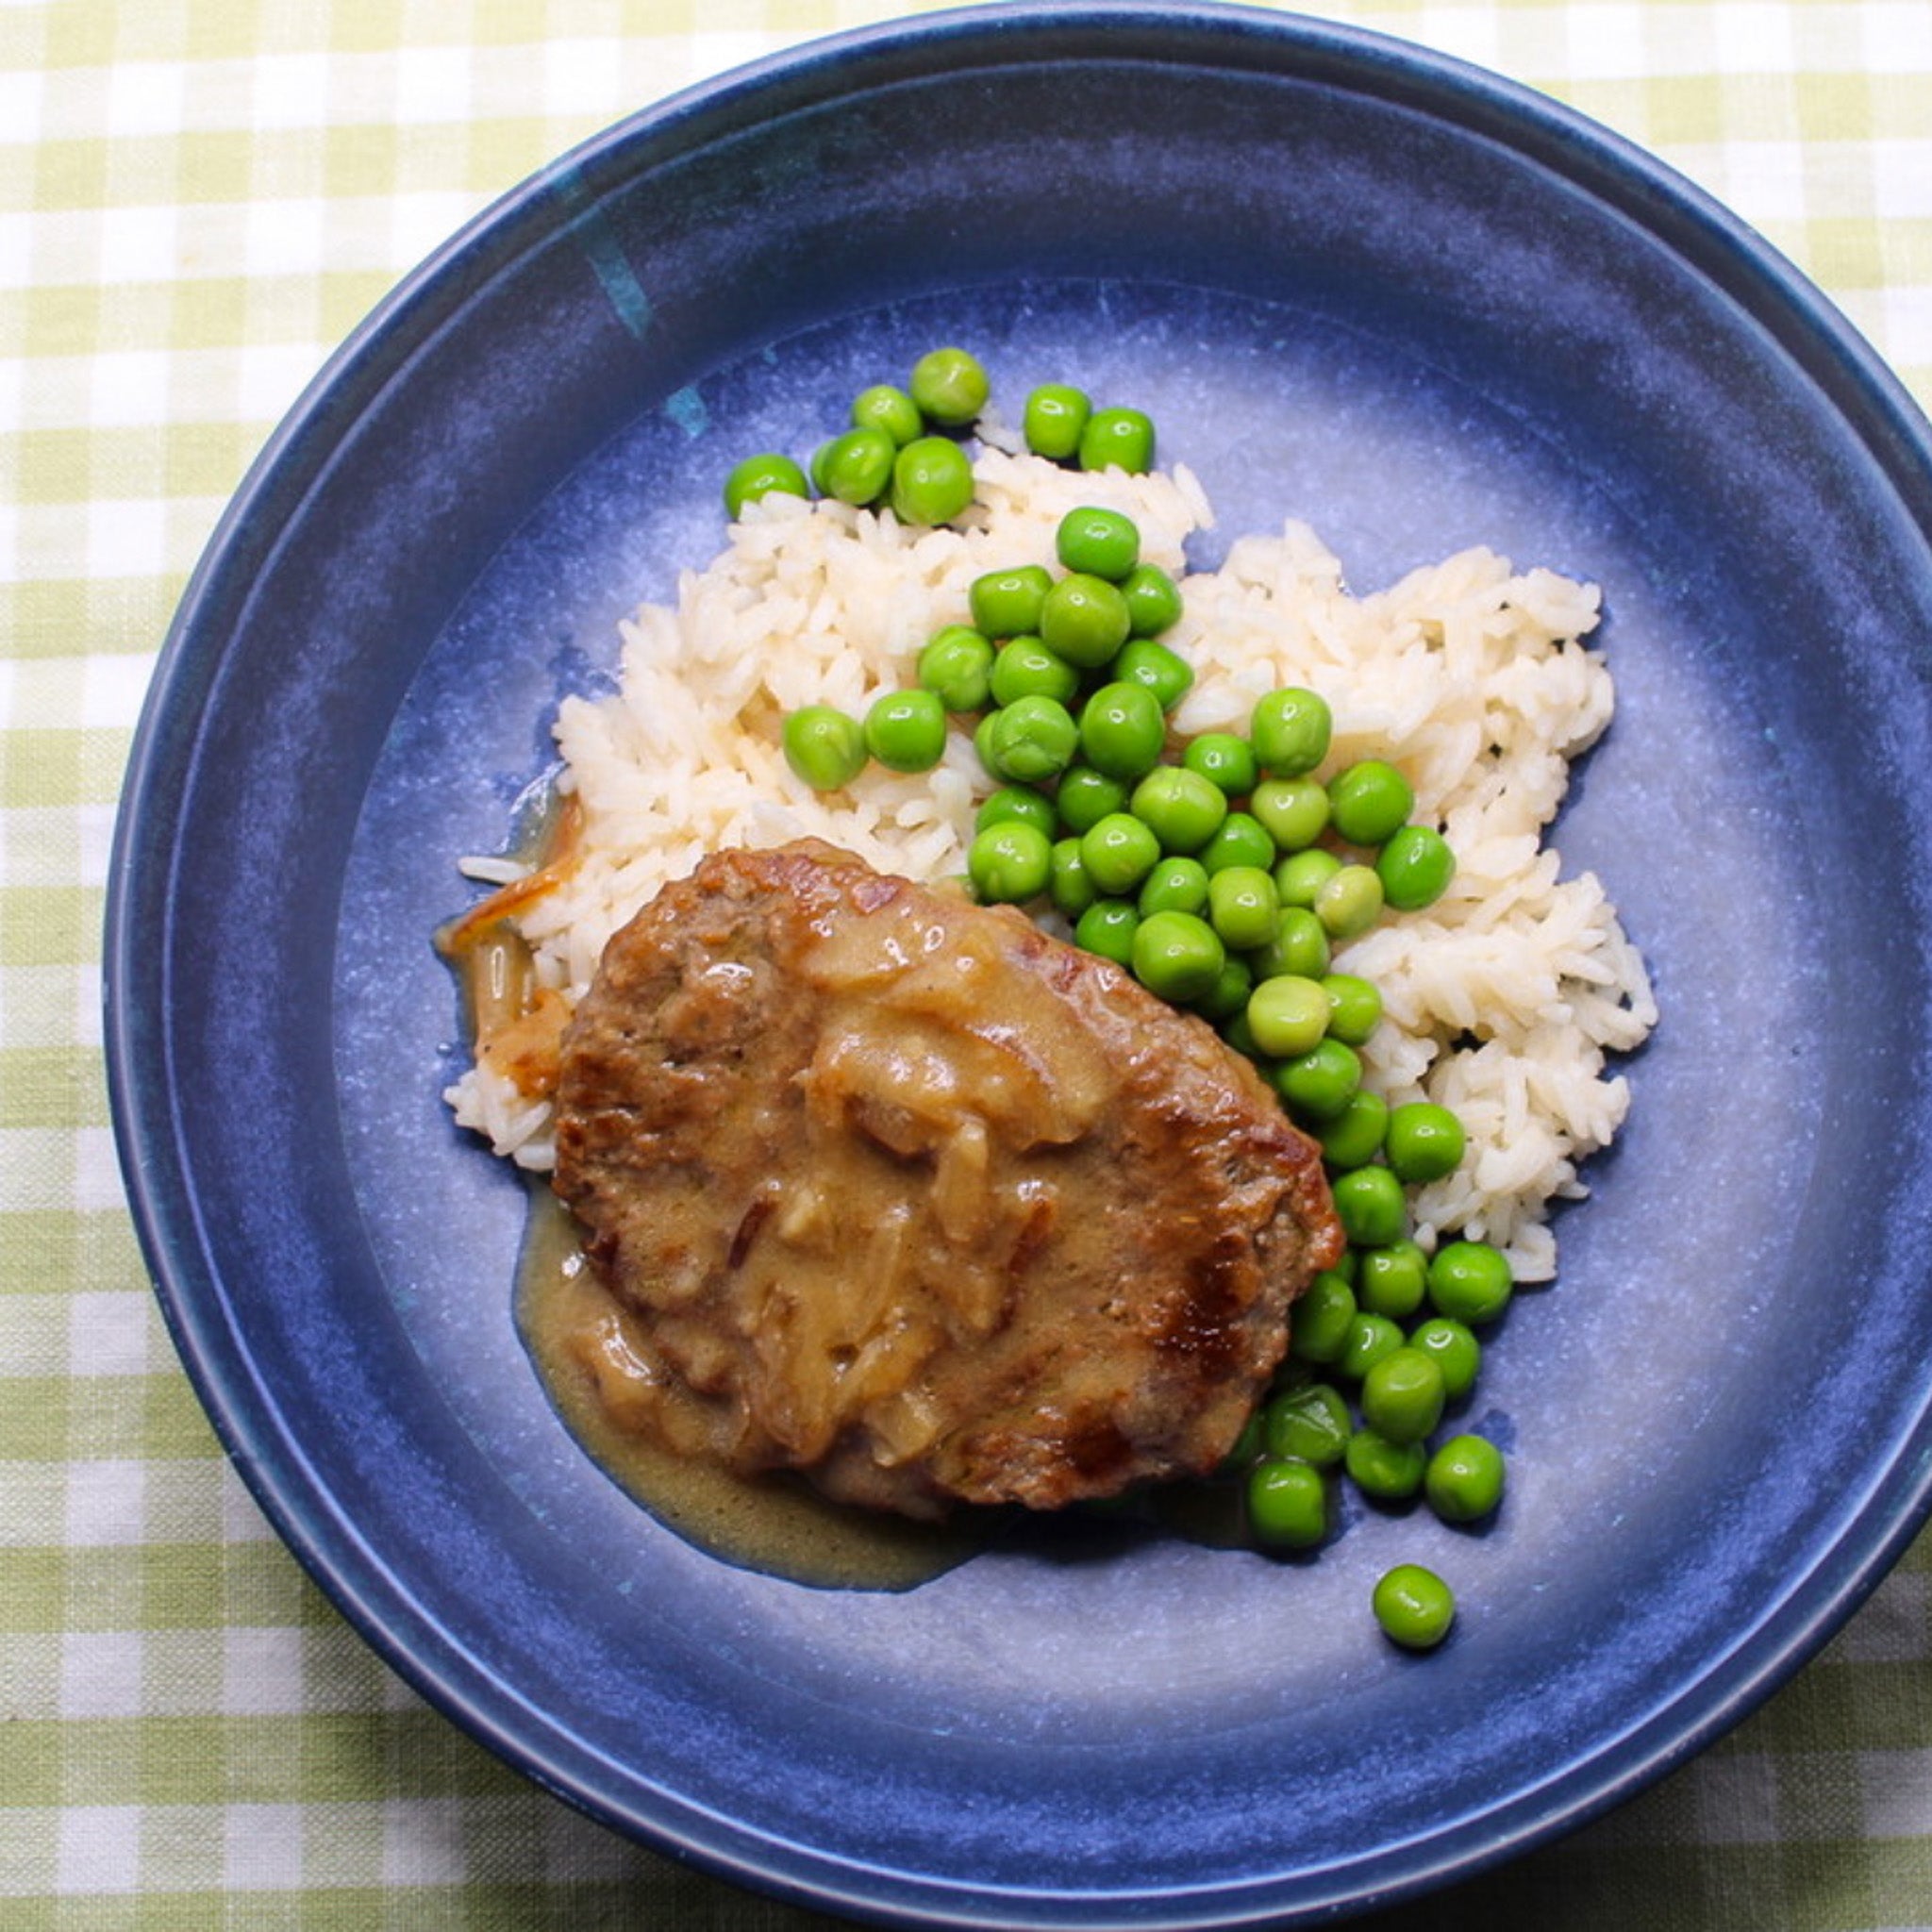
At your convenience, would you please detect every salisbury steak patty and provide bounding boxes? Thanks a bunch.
[551,841,1341,1518]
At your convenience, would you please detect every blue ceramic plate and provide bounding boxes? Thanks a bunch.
[107,6,1932,1926]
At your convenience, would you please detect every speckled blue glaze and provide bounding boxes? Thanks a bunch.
[107,6,1932,1925]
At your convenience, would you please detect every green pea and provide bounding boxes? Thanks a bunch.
[1321,973,1383,1046]
[908,345,989,427]
[1248,907,1329,983]
[781,704,866,791]
[1040,573,1132,670]
[1317,1090,1390,1171]
[850,383,924,446]
[975,786,1058,839]
[1207,865,1278,951]
[1138,857,1210,917]
[1372,1563,1456,1648]
[1327,758,1415,846]
[809,425,896,506]
[1048,837,1097,919]
[1360,1346,1446,1445]
[1130,766,1227,855]
[1346,1429,1427,1502]
[967,821,1052,903]
[1250,687,1332,777]
[1385,1102,1467,1184]
[1274,1039,1362,1124]
[1199,812,1278,874]
[989,636,1080,708]
[1265,1383,1352,1467]
[1314,862,1384,941]
[1379,824,1457,910]
[724,451,809,518]
[1357,1240,1428,1320]
[1078,681,1167,781]
[983,694,1079,784]
[1080,811,1162,895]
[1426,1241,1514,1325]
[1246,974,1329,1058]
[973,708,1003,781]
[1192,953,1254,1024]
[1056,506,1141,580]
[1120,562,1184,638]
[1250,776,1330,852]
[1425,1435,1506,1524]
[916,625,993,712]
[1184,732,1259,798]
[1023,382,1091,460]
[1074,898,1139,967]
[970,564,1054,640]
[1078,406,1155,475]
[1291,1270,1357,1364]
[1337,1311,1405,1381]
[1275,848,1341,908]
[1055,764,1129,834]
[1221,1009,1262,1059]
[1131,909,1225,1004]
[1220,1406,1268,1475]
[1111,638,1194,711]
[891,435,974,525]
[1332,1165,1407,1247]
[1246,1457,1327,1550]
[1409,1318,1481,1400]
[863,688,947,772]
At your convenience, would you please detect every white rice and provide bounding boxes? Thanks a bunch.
[445,447,1656,1279]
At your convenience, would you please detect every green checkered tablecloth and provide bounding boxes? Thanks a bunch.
[6,2,1930,1926]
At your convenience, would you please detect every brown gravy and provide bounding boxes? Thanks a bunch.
[515,1184,990,1590]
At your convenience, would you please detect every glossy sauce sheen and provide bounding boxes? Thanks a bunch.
[516,1184,985,1589]
[551,843,1339,1521]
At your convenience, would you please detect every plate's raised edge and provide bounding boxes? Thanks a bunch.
[102,7,1932,1929]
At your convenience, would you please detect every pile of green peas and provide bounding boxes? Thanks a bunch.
[724,347,1158,532]
[1231,1235,1511,1524]
[780,496,1190,799]
[1229,1140,1513,1649]
[1225,1207,1514,1650]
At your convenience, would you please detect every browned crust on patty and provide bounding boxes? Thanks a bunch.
[551,840,1341,1518]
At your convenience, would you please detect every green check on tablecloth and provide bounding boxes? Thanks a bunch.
[5,2,1931,1927]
